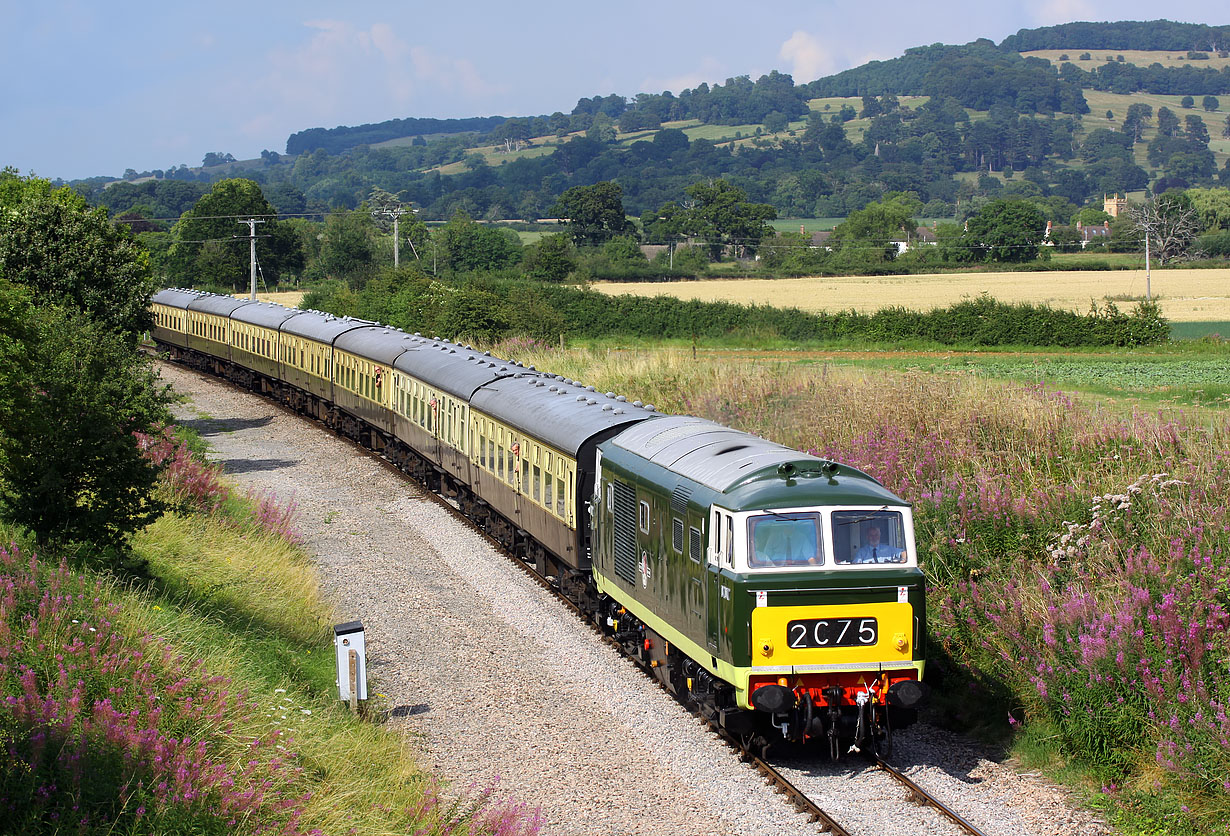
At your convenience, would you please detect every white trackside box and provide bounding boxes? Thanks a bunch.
[333,620,368,701]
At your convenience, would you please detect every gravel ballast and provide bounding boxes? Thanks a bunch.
[160,362,1110,836]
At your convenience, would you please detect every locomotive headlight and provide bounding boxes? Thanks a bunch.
[758,639,774,657]
[894,632,908,652]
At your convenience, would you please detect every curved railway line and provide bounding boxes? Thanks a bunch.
[158,356,994,836]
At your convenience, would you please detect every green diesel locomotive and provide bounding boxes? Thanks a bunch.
[592,415,926,757]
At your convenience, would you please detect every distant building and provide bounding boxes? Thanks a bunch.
[1103,194,1129,217]
[1077,220,1112,244]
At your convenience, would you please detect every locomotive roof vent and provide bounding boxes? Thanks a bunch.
[644,404,656,411]
[616,395,626,402]
[577,395,586,402]
[602,404,613,411]
[587,386,596,392]
[549,385,558,392]
[415,332,421,336]
[605,391,615,398]
[633,400,643,407]
[614,408,625,414]
[587,398,597,405]
[513,373,523,379]
[537,381,546,387]
[528,365,536,371]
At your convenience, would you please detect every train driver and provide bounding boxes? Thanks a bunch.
[853,522,903,563]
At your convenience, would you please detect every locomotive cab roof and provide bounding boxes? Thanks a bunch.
[609,415,905,509]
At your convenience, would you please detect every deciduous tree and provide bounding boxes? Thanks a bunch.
[0,281,172,549]
[682,179,776,260]
[168,179,303,290]
[0,171,155,337]
[551,182,632,246]
[963,199,1047,262]
[1129,192,1201,264]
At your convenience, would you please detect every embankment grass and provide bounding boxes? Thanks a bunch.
[0,431,540,835]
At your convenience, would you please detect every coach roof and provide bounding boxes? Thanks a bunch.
[151,288,210,310]
[231,301,306,329]
[281,309,378,345]
[393,337,520,400]
[472,374,658,455]
[186,294,255,317]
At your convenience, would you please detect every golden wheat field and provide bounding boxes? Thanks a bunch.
[592,269,1230,322]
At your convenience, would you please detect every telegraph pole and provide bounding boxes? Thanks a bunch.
[1144,231,1152,301]
[239,218,264,300]
[372,205,419,269]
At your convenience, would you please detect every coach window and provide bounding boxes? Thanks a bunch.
[496,432,506,480]
[639,501,650,534]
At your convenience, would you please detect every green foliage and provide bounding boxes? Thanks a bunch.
[964,199,1048,262]
[314,208,378,285]
[521,233,577,282]
[681,179,777,260]
[0,172,156,336]
[0,287,173,549]
[433,211,522,275]
[552,182,632,246]
[299,279,360,317]
[168,179,304,290]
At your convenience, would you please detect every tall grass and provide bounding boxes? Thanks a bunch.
[494,344,1230,834]
[0,430,542,835]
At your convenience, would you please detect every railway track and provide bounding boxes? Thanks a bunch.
[161,358,992,836]
[873,756,990,836]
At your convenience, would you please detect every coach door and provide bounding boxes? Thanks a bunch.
[706,508,734,654]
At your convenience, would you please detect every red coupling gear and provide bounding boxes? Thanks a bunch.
[643,638,652,651]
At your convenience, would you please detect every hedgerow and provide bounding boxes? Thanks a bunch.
[327,274,1169,348]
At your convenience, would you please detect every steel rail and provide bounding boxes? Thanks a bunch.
[873,756,989,836]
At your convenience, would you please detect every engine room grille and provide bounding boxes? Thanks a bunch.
[672,518,684,553]
[611,480,638,584]
[670,485,692,514]
[690,526,703,564]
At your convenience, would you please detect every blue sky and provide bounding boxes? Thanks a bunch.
[1,1,1224,181]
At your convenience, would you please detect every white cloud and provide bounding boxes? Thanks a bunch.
[780,30,838,83]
